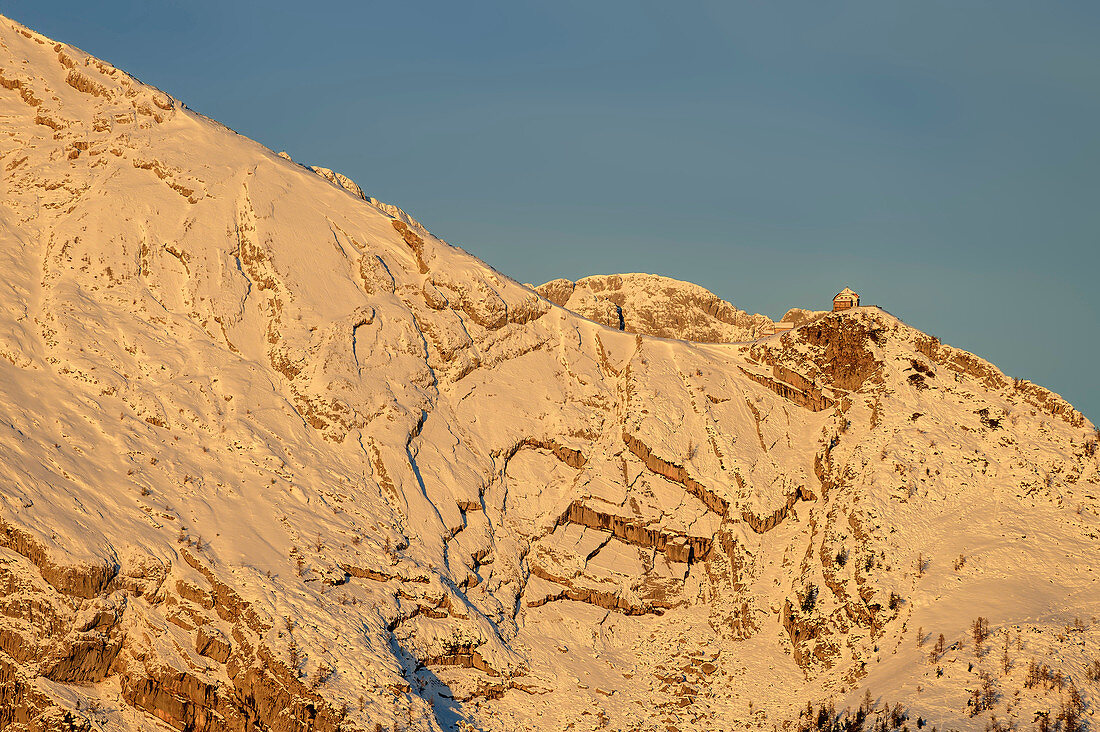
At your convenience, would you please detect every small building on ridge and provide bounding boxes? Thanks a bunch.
[833,287,860,312]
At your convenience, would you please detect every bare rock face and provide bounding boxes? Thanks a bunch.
[536,273,775,342]
[0,15,1098,732]
[780,307,828,327]
[308,165,366,201]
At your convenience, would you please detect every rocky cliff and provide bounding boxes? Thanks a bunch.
[536,273,776,342]
[0,16,1097,732]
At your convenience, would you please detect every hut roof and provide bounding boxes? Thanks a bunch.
[833,287,859,301]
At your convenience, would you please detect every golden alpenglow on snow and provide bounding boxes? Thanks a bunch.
[1,14,1098,732]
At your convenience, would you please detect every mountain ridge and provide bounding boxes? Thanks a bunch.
[534,273,777,343]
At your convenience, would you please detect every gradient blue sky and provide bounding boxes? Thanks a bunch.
[6,1,1098,420]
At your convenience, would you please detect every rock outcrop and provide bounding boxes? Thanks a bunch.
[536,273,775,342]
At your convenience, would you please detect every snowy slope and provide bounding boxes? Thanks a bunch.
[0,15,1097,732]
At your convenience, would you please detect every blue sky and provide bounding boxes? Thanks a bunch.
[6,1,1098,421]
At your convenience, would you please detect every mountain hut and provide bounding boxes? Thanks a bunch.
[832,287,860,312]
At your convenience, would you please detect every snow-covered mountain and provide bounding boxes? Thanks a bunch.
[0,15,1097,732]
